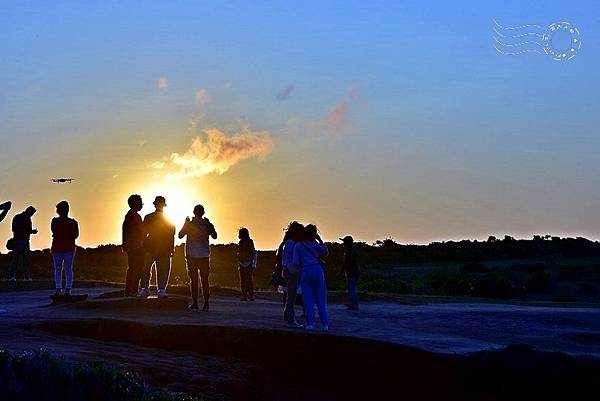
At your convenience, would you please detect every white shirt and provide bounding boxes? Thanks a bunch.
[180,218,215,258]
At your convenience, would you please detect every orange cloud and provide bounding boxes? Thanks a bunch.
[157,128,275,179]
[323,86,361,137]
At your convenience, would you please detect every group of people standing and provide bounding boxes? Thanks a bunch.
[1,200,79,296]
[274,222,360,332]
[122,195,219,311]
[2,196,361,331]
[122,194,260,312]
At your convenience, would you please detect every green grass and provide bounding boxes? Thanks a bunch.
[0,350,201,401]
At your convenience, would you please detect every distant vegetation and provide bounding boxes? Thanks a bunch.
[0,350,199,401]
[1,235,599,302]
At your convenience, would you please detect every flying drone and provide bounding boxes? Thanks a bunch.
[51,178,74,184]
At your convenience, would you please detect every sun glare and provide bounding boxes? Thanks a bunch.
[140,184,197,231]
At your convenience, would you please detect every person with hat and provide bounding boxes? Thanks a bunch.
[139,196,175,298]
[340,235,360,310]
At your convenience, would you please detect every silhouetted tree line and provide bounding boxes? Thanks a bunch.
[1,235,599,290]
[356,235,600,265]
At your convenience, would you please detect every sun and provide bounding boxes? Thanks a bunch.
[140,184,197,231]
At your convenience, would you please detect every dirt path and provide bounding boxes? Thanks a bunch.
[1,286,600,356]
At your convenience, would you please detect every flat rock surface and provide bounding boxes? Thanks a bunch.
[1,286,600,357]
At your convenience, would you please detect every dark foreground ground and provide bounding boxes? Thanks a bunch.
[1,281,600,400]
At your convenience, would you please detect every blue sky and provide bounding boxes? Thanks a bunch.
[1,1,599,249]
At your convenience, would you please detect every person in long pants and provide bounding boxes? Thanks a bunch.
[187,257,210,310]
[339,235,360,310]
[122,194,145,297]
[179,204,217,311]
[51,201,79,295]
[301,265,328,330]
[237,228,257,301]
[8,206,38,281]
[140,196,175,298]
[53,252,74,294]
[292,224,329,332]
[282,221,304,326]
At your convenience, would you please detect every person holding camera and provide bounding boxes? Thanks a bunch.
[8,206,38,281]
[179,204,217,311]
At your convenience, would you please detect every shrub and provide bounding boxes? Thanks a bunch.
[527,271,551,292]
[509,263,547,273]
[427,271,474,296]
[471,274,526,300]
[557,266,578,281]
[0,350,200,401]
[462,262,489,273]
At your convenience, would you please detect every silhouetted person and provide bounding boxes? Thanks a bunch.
[292,224,329,331]
[140,196,175,298]
[179,204,217,311]
[0,201,11,223]
[122,194,145,297]
[8,206,37,281]
[282,221,305,327]
[340,235,360,310]
[51,201,79,295]
[237,227,257,301]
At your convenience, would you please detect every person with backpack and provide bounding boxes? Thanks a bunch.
[292,224,329,332]
[237,227,257,301]
[51,201,79,295]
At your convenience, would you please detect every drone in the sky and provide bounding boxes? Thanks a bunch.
[51,178,75,184]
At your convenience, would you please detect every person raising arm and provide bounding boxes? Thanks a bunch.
[0,201,12,223]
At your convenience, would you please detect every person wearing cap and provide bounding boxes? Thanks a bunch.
[0,200,11,223]
[340,235,360,310]
[8,206,38,281]
[122,194,145,297]
[140,196,175,298]
[51,201,79,296]
[178,204,217,311]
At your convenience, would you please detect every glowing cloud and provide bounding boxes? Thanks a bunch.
[158,128,274,179]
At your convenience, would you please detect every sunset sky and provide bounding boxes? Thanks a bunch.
[1,0,599,250]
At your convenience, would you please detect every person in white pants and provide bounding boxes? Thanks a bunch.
[51,201,79,296]
[292,224,329,332]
